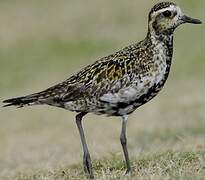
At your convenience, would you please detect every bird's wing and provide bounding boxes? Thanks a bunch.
[30,41,148,106]
[61,46,142,103]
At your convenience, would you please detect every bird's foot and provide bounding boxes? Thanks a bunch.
[83,153,94,179]
[123,168,131,179]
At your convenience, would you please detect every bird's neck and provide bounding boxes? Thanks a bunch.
[144,29,174,87]
[146,29,174,61]
[147,28,173,46]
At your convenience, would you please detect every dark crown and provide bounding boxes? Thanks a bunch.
[149,2,176,20]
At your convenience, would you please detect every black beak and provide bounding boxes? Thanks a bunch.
[181,15,202,24]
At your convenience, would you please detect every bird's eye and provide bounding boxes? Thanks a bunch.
[162,10,172,17]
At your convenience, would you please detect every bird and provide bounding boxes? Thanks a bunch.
[3,1,202,179]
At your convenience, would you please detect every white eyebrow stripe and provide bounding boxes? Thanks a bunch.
[152,5,177,17]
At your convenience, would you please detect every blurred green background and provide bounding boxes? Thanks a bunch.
[0,0,204,179]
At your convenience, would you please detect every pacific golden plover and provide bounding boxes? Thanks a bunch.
[3,1,202,178]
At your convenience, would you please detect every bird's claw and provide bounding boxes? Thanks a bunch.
[83,153,94,179]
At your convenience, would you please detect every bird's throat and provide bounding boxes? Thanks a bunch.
[147,29,174,63]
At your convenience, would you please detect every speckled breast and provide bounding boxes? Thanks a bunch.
[113,58,172,116]
[113,49,173,116]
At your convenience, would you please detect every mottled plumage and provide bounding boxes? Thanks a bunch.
[3,31,173,116]
[3,2,202,178]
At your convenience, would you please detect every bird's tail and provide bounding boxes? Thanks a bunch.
[2,92,45,108]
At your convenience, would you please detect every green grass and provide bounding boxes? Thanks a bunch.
[1,151,205,180]
[0,0,205,179]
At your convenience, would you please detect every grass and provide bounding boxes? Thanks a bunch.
[0,0,205,179]
[1,151,205,179]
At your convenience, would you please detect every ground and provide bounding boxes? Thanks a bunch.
[0,0,205,179]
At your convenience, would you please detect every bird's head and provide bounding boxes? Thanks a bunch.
[148,2,202,35]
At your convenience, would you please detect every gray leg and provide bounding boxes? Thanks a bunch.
[120,115,131,174]
[76,112,94,179]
